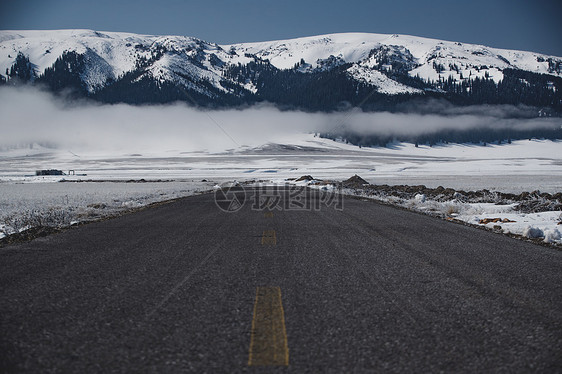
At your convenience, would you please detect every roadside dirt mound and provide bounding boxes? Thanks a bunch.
[342,175,369,188]
[295,175,314,182]
[350,183,562,214]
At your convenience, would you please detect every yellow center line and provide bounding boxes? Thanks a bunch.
[261,230,277,245]
[264,211,274,218]
[248,287,289,366]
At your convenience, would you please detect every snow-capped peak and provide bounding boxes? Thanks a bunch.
[1,29,560,103]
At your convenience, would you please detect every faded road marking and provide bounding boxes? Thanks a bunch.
[261,230,277,245]
[145,245,221,318]
[264,211,274,218]
[248,287,289,366]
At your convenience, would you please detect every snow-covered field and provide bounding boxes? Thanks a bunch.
[1,134,561,244]
[0,181,213,239]
[2,135,560,191]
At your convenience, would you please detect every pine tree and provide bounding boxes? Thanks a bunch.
[8,52,34,83]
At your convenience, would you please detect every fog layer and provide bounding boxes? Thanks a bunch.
[0,87,558,153]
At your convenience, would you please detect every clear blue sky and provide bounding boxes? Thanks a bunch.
[2,0,561,56]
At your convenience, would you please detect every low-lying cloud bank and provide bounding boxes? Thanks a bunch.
[0,87,560,153]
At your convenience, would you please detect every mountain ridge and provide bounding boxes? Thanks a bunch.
[1,29,561,112]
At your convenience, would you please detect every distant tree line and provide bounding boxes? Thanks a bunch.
[320,126,562,148]
[2,51,562,117]
[2,52,35,84]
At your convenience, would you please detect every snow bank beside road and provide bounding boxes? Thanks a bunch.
[372,192,562,246]
[293,177,562,246]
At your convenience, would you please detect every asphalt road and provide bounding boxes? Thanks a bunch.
[1,187,561,373]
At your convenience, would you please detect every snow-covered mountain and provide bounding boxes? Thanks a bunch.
[227,32,560,87]
[0,30,238,95]
[1,29,561,110]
